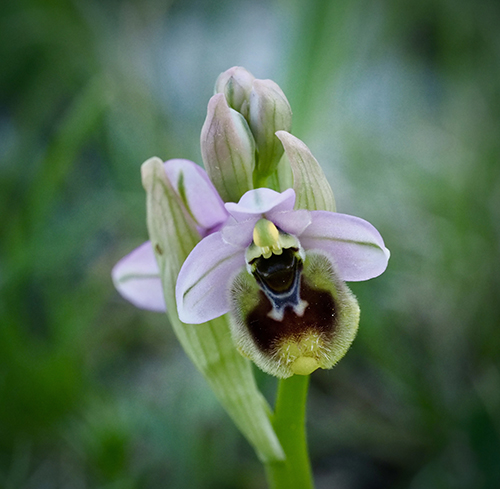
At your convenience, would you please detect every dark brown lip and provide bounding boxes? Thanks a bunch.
[245,279,336,356]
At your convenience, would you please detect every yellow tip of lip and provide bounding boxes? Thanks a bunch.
[291,357,320,376]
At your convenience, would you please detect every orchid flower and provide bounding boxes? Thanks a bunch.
[113,170,389,379]
[113,69,390,379]
[176,187,389,378]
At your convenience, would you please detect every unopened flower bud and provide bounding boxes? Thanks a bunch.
[201,93,256,203]
[248,79,292,180]
[215,66,255,115]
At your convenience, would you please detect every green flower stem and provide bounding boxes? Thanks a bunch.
[253,172,269,189]
[264,375,314,489]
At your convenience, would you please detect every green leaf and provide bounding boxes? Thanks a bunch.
[141,157,284,462]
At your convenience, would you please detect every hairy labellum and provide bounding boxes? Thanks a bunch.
[229,217,360,378]
[230,252,360,378]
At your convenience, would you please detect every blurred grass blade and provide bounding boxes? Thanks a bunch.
[27,75,113,225]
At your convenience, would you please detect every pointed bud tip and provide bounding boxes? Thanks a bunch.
[215,67,255,113]
[275,130,305,150]
[209,91,228,108]
[251,78,288,100]
[215,66,255,91]
[141,156,164,190]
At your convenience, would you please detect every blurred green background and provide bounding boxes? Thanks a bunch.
[1,0,499,487]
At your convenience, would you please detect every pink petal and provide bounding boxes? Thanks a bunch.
[225,188,295,222]
[163,159,228,234]
[175,233,246,324]
[221,219,256,248]
[112,241,166,312]
[299,211,390,281]
[269,209,312,237]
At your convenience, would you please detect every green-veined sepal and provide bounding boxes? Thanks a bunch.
[276,131,336,212]
[141,157,284,462]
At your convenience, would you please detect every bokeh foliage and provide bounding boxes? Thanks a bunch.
[1,0,499,487]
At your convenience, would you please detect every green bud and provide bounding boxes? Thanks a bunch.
[200,93,256,203]
[249,80,292,181]
[215,66,255,115]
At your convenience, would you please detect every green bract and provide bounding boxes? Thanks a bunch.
[141,157,284,462]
